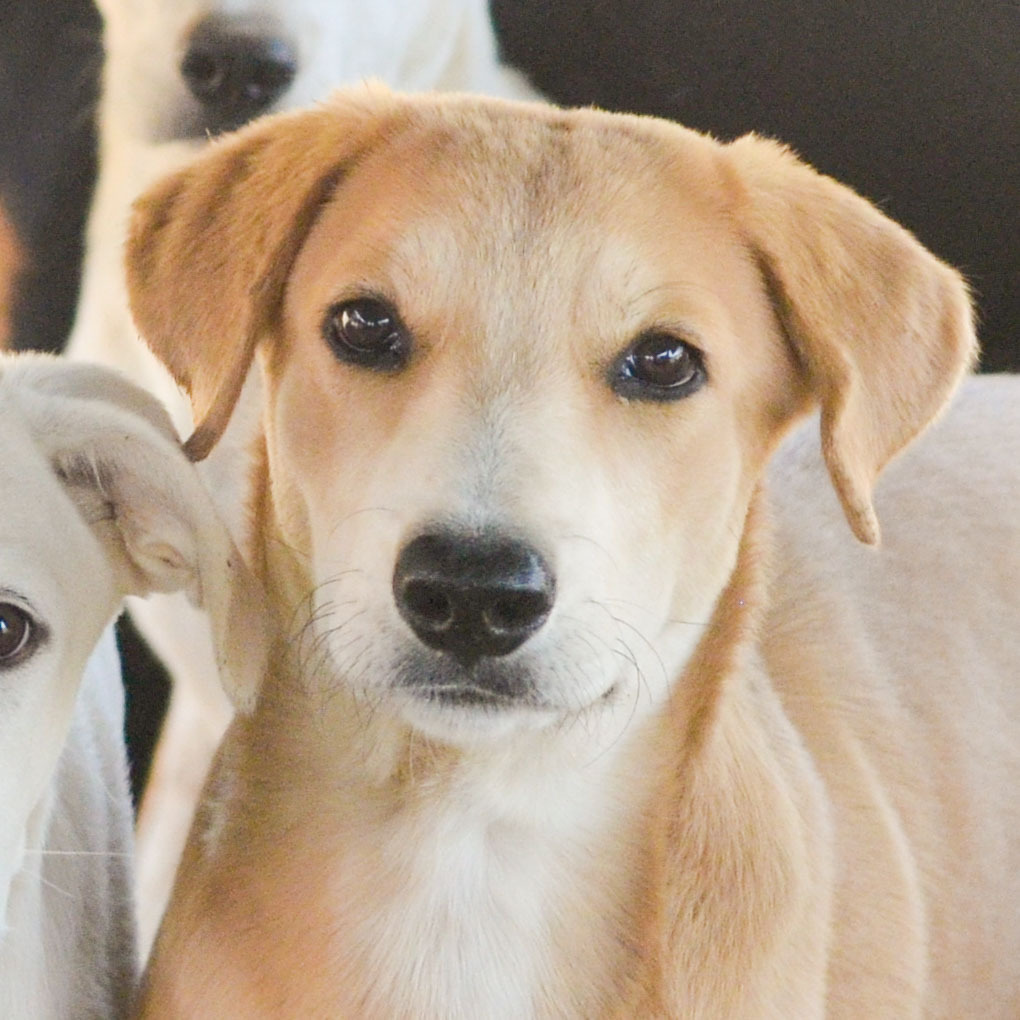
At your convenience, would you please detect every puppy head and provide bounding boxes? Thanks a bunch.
[0,355,268,714]
[126,89,974,746]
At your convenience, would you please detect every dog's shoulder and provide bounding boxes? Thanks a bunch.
[762,373,1020,714]
[767,374,1020,590]
[762,372,1020,760]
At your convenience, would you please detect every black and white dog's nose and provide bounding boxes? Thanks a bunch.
[394,531,555,666]
[180,14,297,135]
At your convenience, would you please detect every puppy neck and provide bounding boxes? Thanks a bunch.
[187,489,822,1017]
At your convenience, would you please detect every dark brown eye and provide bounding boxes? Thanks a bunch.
[611,331,707,401]
[322,297,410,371]
[0,603,34,666]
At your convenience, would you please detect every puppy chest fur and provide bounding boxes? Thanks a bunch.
[175,673,665,1018]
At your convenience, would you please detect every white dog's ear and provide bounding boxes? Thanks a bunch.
[727,135,976,544]
[6,353,178,439]
[18,384,268,711]
[125,85,401,462]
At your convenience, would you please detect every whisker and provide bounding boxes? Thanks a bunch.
[327,505,399,541]
[561,533,620,573]
[593,596,709,629]
[18,868,76,902]
[606,611,669,692]
[24,850,131,858]
[266,530,312,562]
[583,638,644,769]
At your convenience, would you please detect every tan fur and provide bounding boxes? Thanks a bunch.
[73,4,540,954]
[0,200,21,349]
[126,89,1020,1017]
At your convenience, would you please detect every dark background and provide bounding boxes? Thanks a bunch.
[2,1,1016,367]
[1,0,1016,797]
[0,0,100,354]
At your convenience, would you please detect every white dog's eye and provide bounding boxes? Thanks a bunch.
[0,602,37,667]
[323,297,411,372]
[611,331,707,401]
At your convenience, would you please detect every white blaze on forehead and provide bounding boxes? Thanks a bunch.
[376,114,736,373]
[283,110,742,534]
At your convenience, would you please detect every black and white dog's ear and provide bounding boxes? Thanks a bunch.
[9,356,268,712]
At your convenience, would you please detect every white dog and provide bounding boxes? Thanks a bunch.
[67,0,538,949]
[0,354,265,1017]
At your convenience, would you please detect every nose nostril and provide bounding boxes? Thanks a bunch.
[180,16,297,133]
[393,530,555,666]
[402,580,454,631]
[485,590,550,635]
[180,51,226,98]
[248,56,296,93]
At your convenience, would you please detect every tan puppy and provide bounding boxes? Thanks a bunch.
[126,88,1020,1017]
[74,0,538,952]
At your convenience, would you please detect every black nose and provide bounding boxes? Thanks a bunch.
[393,531,555,666]
[180,14,297,135]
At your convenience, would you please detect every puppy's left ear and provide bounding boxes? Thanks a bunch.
[19,387,268,711]
[727,135,976,544]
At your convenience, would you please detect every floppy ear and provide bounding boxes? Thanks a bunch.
[125,85,403,461]
[5,351,178,439]
[727,135,976,544]
[15,380,269,712]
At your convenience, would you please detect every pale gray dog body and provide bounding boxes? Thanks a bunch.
[0,356,264,1015]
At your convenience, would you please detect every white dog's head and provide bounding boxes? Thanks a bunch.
[0,356,266,917]
[96,0,529,146]
[126,90,974,752]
